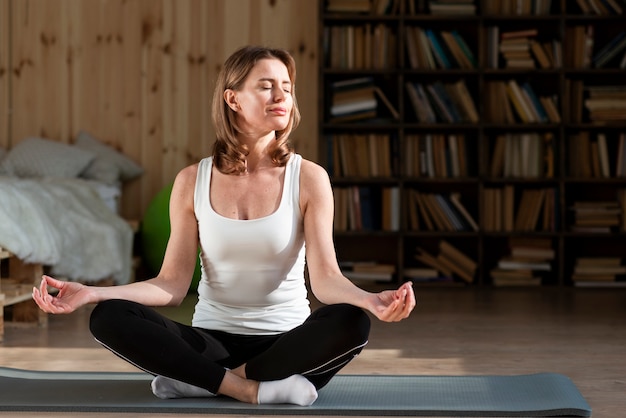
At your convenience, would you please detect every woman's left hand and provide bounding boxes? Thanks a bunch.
[369,281,416,322]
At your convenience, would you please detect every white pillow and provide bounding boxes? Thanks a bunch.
[0,137,95,178]
[75,131,143,183]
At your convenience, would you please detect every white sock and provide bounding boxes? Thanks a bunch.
[257,375,318,406]
[151,375,215,399]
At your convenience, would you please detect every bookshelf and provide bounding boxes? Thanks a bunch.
[318,0,626,287]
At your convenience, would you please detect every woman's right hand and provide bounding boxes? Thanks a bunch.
[32,275,92,314]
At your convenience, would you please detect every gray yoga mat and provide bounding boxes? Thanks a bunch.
[0,367,591,416]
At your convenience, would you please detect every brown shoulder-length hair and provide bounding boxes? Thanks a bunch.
[211,45,301,174]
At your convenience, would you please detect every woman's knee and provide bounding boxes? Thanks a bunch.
[323,304,371,345]
[89,299,138,339]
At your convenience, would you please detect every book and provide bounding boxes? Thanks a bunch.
[425,29,452,68]
[498,257,552,271]
[439,240,478,273]
[415,247,453,276]
[448,193,479,231]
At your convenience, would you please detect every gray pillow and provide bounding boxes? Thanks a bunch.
[75,131,143,183]
[0,137,95,178]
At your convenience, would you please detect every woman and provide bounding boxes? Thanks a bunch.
[33,45,415,406]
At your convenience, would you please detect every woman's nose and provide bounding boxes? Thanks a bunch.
[273,87,285,102]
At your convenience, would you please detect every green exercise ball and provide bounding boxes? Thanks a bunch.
[141,183,201,292]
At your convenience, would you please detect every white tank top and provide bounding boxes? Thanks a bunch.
[191,153,310,335]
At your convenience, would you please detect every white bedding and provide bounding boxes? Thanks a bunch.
[0,176,133,285]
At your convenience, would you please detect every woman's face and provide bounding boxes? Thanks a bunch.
[227,58,293,137]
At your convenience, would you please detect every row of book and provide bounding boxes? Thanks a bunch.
[405,27,476,70]
[575,0,624,15]
[328,0,622,16]
[483,187,557,232]
[405,80,479,124]
[327,0,477,15]
[406,191,478,232]
[329,131,626,180]
[484,80,560,124]
[567,26,626,69]
[328,133,395,178]
[483,0,554,15]
[331,78,614,127]
[490,237,554,287]
[489,132,555,179]
[329,132,624,179]
[341,251,626,288]
[404,134,469,178]
[568,132,626,179]
[329,24,625,71]
[324,24,397,70]
[333,186,400,232]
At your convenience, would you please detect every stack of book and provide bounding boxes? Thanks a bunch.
[428,0,476,15]
[571,256,626,287]
[326,0,399,14]
[499,29,538,68]
[490,238,554,286]
[414,240,477,284]
[330,77,398,123]
[402,267,445,284]
[569,200,622,233]
[487,27,560,69]
[330,77,377,122]
[340,261,396,282]
[584,85,626,122]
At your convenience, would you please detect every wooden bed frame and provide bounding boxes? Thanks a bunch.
[0,247,47,342]
[0,219,140,342]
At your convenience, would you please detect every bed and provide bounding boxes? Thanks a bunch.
[0,132,143,285]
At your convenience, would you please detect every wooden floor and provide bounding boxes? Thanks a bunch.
[1,285,625,418]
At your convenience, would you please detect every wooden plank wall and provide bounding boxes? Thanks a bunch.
[1,0,319,219]
[0,0,9,147]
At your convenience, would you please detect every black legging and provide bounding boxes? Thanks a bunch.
[89,299,371,394]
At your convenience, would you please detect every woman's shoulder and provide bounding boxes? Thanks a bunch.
[297,156,331,198]
[173,163,200,191]
[298,157,329,182]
